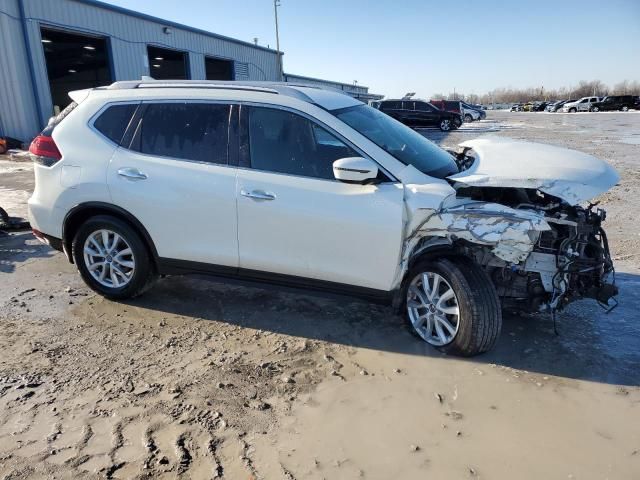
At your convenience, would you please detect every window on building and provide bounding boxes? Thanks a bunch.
[147,46,188,80]
[205,57,234,80]
[248,107,357,180]
[40,27,112,114]
[134,103,230,164]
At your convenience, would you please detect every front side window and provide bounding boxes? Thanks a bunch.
[134,103,229,164]
[248,107,358,180]
[333,104,458,179]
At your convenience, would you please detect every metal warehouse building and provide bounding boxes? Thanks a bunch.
[1,0,382,143]
[284,73,383,104]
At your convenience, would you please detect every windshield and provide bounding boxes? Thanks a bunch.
[332,104,459,178]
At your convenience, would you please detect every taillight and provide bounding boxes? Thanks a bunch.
[29,135,62,166]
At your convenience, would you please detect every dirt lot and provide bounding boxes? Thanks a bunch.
[1,111,639,479]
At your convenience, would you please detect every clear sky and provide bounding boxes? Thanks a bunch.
[102,0,640,98]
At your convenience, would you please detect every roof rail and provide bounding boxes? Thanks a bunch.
[105,79,280,94]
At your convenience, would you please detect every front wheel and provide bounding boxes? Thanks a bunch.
[569,107,577,113]
[464,114,473,123]
[439,118,452,131]
[72,215,157,299]
[403,258,502,356]
[621,106,629,112]
[591,106,599,112]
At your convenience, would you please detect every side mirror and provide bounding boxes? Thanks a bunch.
[332,157,379,184]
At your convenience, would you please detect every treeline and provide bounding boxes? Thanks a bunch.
[432,80,640,104]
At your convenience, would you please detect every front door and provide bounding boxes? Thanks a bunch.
[235,105,405,291]
[107,101,238,267]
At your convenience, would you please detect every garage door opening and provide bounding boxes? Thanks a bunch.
[40,27,112,114]
[148,46,188,80]
[205,57,234,80]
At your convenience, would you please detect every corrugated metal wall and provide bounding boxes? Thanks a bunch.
[0,0,42,141]
[0,0,280,141]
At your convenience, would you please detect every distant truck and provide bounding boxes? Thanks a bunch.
[589,95,636,112]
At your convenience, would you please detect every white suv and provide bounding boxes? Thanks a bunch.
[28,80,619,356]
[562,96,600,113]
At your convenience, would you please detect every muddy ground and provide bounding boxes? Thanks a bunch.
[1,111,639,479]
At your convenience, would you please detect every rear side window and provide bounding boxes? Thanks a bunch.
[247,107,358,180]
[94,104,137,145]
[382,101,401,110]
[402,101,415,110]
[134,103,230,164]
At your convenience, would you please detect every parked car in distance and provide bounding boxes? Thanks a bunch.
[533,102,550,112]
[589,95,636,112]
[461,101,486,121]
[546,100,575,112]
[376,99,462,131]
[563,96,600,113]
[28,79,619,357]
[510,103,523,112]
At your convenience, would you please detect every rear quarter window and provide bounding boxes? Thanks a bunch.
[94,104,138,145]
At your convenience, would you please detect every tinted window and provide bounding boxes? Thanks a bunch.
[402,101,415,110]
[94,104,137,144]
[136,103,229,164]
[382,101,401,110]
[415,102,432,112]
[248,107,358,180]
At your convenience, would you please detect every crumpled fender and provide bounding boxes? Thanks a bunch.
[393,195,551,289]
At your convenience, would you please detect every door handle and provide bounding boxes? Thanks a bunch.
[240,189,276,201]
[117,167,148,180]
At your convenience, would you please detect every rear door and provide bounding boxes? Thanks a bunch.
[107,101,239,267]
[414,102,438,126]
[235,105,404,291]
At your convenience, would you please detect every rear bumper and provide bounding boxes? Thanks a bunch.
[32,228,63,252]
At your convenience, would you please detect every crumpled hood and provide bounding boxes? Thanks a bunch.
[447,137,619,204]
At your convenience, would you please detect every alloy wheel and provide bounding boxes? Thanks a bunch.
[406,271,460,346]
[83,229,136,288]
[440,119,451,131]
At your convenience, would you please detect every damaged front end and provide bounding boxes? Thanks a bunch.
[457,195,618,314]
[398,137,619,316]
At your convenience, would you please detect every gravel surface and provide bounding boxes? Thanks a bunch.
[0,111,639,479]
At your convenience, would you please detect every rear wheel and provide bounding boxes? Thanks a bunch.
[439,118,452,131]
[402,257,502,356]
[72,215,157,299]
[621,105,629,112]
[464,114,473,123]
[569,107,577,113]
[591,106,599,112]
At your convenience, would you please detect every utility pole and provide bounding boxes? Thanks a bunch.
[274,0,283,81]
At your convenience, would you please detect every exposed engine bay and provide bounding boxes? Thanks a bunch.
[447,146,618,314]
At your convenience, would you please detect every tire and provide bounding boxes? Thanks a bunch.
[569,108,577,113]
[591,106,599,112]
[621,106,629,112]
[439,118,452,131]
[72,215,157,299]
[402,257,502,356]
[464,114,473,123]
